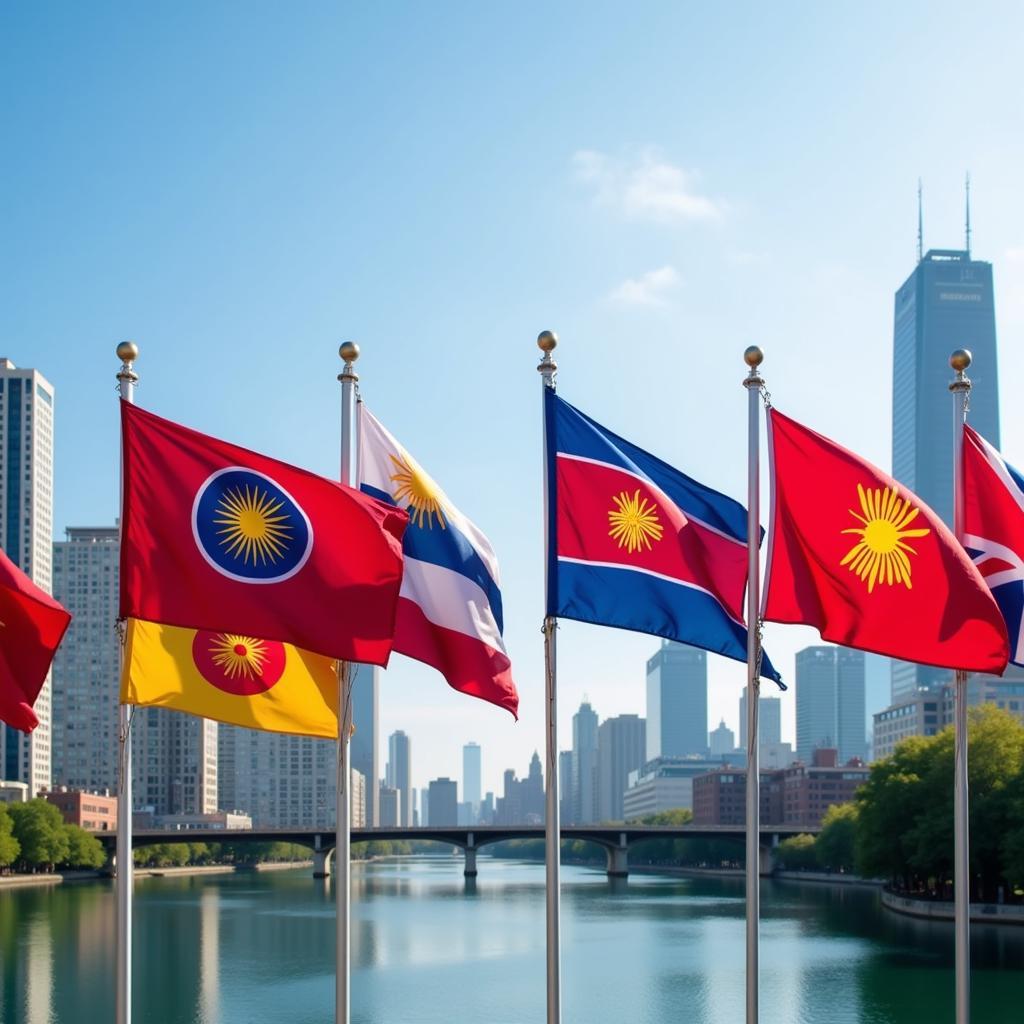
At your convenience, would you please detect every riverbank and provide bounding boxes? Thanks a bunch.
[0,860,314,889]
[881,888,1024,925]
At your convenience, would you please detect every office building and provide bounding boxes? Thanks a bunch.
[622,753,744,820]
[427,777,458,826]
[646,642,708,760]
[708,720,735,758]
[558,750,573,826]
[495,752,545,825]
[795,646,866,764]
[597,714,646,822]
[571,700,599,824]
[738,686,782,749]
[463,741,481,821]
[351,664,379,826]
[51,527,120,794]
[0,358,55,795]
[43,787,117,831]
[134,706,218,818]
[386,730,412,826]
[892,239,1000,697]
[379,785,400,826]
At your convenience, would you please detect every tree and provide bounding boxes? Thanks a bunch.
[0,804,20,868]
[7,800,70,871]
[61,825,106,869]
[776,833,818,871]
[816,803,858,873]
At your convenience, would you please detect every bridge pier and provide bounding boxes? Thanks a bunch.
[758,839,777,877]
[464,834,478,877]
[606,833,629,878]
[312,848,334,878]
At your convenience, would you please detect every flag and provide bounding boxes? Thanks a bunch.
[0,548,71,732]
[763,409,1008,673]
[545,390,781,683]
[120,401,407,665]
[121,619,338,737]
[359,406,518,717]
[962,424,1024,667]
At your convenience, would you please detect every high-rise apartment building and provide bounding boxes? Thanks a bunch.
[386,730,412,826]
[738,686,782,749]
[463,741,481,820]
[795,646,866,764]
[351,664,379,826]
[1,358,55,795]
[892,243,999,697]
[597,714,646,822]
[134,706,218,817]
[51,527,120,793]
[571,700,599,824]
[646,642,707,760]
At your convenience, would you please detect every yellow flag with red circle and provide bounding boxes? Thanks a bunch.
[120,619,339,738]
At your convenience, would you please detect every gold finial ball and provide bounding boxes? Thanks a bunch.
[537,330,558,353]
[116,341,139,362]
[339,341,360,363]
[743,345,764,368]
[950,348,972,372]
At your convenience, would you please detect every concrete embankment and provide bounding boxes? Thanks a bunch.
[882,889,1024,926]
[1,860,314,889]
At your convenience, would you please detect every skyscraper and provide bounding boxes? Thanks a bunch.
[738,686,782,748]
[386,730,412,827]
[462,741,481,820]
[0,358,55,795]
[571,700,599,824]
[427,777,458,826]
[892,236,999,697]
[51,527,120,793]
[795,646,866,764]
[351,664,379,825]
[646,642,708,760]
[597,714,646,822]
[134,706,218,817]
[708,719,735,757]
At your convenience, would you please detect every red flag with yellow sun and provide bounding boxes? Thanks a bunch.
[121,620,338,738]
[763,409,1008,673]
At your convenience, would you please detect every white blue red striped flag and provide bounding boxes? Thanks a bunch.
[359,407,518,717]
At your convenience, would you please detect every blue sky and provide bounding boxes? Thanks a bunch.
[4,2,1024,798]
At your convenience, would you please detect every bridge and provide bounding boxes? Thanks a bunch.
[94,823,821,878]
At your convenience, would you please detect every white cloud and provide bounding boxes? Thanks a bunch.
[608,265,680,307]
[573,148,723,224]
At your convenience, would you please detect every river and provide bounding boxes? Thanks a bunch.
[1,858,1022,1023]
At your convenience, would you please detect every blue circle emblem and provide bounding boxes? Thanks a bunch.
[191,467,313,583]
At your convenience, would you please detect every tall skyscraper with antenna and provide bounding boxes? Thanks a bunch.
[891,178,1000,699]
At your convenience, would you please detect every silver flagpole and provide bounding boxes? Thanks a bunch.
[742,345,765,1024]
[115,341,139,1024]
[336,341,360,1024]
[949,347,973,1024]
[537,330,561,1024]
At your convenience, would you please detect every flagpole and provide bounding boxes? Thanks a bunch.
[537,330,561,1024]
[336,341,360,1024]
[115,340,139,1024]
[950,347,973,1024]
[742,345,764,1024]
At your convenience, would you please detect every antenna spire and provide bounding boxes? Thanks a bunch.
[917,178,924,263]
[965,171,972,257]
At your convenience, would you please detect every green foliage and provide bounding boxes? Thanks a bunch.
[7,800,70,870]
[61,826,106,869]
[0,804,20,867]
[631,809,694,826]
[815,803,858,872]
[776,834,819,870]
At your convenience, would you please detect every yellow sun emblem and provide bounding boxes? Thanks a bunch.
[608,489,664,554]
[389,452,446,530]
[214,485,293,565]
[209,634,269,680]
[840,484,931,593]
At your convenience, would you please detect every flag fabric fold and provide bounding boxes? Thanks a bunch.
[545,390,781,683]
[763,408,1008,673]
[0,548,72,733]
[962,424,1024,667]
[359,406,518,718]
[121,619,338,738]
[119,401,407,665]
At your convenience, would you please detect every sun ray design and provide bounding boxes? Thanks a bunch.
[209,634,269,680]
[840,483,931,593]
[213,484,293,565]
[389,452,446,530]
[608,489,664,554]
